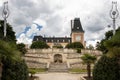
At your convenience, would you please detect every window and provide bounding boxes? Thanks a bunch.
[77,27,79,29]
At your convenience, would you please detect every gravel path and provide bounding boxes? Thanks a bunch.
[35,73,86,80]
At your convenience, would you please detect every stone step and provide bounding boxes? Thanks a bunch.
[48,62,68,72]
[48,69,68,72]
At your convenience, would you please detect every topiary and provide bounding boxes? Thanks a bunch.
[93,55,120,80]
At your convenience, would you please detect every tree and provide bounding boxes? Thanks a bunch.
[86,44,94,50]
[93,55,120,80]
[1,59,28,80]
[30,41,49,49]
[0,20,29,80]
[104,29,120,57]
[65,42,84,49]
[93,27,120,80]
[81,53,96,80]
[0,20,16,43]
[0,40,28,80]
[96,28,120,54]
[17,43,27,55]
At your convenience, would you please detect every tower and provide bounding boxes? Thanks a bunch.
[71,18,85,46]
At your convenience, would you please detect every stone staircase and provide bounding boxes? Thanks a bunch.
[48,62,68,72]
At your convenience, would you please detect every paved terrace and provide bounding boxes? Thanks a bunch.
[35,73,86,80]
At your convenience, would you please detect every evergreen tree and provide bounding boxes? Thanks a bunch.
[0,20,16,43]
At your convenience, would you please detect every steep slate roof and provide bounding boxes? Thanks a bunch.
[72,18,84,32]
[33,36,71,43]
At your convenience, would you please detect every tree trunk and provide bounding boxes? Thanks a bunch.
[87,63,91,80]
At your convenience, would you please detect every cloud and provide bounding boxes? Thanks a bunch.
[17,23,42,44]
[0,0,120,46]
[17,33,32,44]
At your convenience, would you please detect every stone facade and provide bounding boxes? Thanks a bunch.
[24,49,102,69]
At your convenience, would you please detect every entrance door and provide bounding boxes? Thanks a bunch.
[54,54,62,63]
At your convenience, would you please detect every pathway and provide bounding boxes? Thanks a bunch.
[35,73,86,80]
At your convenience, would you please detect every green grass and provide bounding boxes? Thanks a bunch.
[69,68,87,73]
[28,68,47,74]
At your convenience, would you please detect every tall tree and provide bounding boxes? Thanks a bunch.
[96,28,120,54]
[81,53,96,80]
[0,20,16,43]
[93,27,120,80]
[0,40,28,80]
[104,28,120,57]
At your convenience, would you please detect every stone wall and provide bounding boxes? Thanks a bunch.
[24,49,102,69]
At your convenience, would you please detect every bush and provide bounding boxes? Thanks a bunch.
[17,43,27,55]
[65,42,84,49]
[93,55,120,80]
[53,45,63,48]
[76,48,81,53]
[1,59,28,80]
[30,41,49,49]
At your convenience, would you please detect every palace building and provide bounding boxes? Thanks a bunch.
[33,18,85,48]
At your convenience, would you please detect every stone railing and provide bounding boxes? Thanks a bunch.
[81,49,102,56]
[27,49,76,54]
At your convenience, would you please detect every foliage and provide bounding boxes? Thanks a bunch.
[69,68,87,73]
[93,55,120,80]
[76,48,81,53]
[29,68,47,73]
[81,53,96,64]
[0,40,21,61]
[30,41,49,49]
[93,28,120,80]
[105,29,120,48]
[104,30,120,57]
[17,43,27,55]
[81,53,96,79]
[65,42,84,49]
[29,68,36,77]
[53,45,63,48]
[96,28,120,54]
[86,44,94,50]
[0,40,28,80]
[0,20,16,43]
[1,59,28,80]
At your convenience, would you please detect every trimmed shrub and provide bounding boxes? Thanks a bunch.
[30,41,49,49]
[93,55,120,80]
[65,42,84,49]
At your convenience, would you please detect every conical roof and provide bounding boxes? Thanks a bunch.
[72,18,84,32]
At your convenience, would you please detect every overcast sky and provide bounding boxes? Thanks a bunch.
[0,0,120,47]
